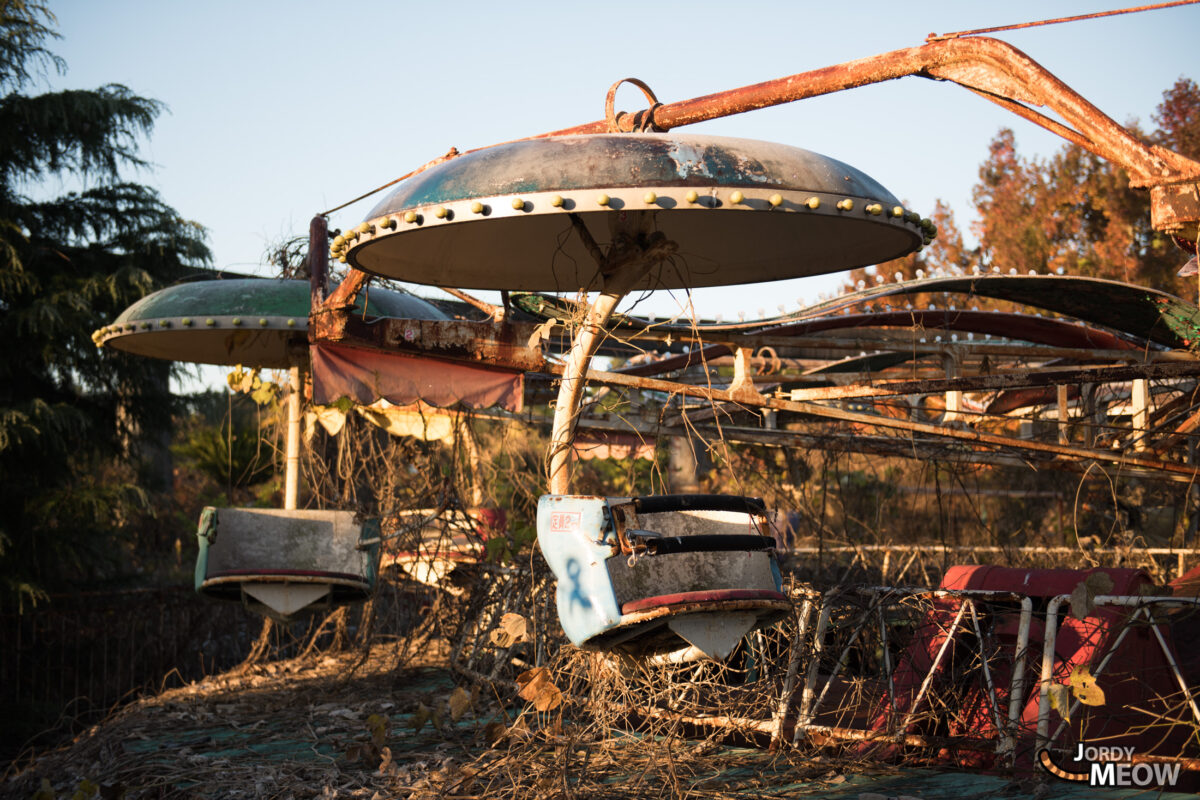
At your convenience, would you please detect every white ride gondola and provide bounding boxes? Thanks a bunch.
[96,277,448,619]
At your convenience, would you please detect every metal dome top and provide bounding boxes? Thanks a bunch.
[93,278,447,368]
[337,133,929,292]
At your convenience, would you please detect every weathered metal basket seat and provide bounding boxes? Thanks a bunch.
[195,507,381,620]
[537,494,788,658]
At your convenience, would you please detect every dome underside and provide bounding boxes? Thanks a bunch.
[342,134,924,291]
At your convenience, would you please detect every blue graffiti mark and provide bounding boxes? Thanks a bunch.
[565,558,591,613]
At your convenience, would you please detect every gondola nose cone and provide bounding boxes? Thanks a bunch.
[346,133,923,292]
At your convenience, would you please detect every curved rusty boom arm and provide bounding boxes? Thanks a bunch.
[544,36,1200,236]
[320,35,1200,313]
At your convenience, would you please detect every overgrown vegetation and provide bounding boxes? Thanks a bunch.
[0,1,211,608]
[173,389,282,502]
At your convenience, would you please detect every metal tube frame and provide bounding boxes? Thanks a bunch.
[1036,594,1200,754]
[788,585,1034,759]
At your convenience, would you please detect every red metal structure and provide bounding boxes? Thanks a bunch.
[871,566,1189,770]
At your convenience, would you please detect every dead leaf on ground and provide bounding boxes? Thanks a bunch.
[366,713,389,746]
[1069,572,1114,620]
[516,666,563,712]
[409,702,432,733]
[448,687,473,722]
[488,613,529,648]
[1069,664,1106,706]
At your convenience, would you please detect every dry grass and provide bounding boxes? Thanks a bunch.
[1,632,882,800]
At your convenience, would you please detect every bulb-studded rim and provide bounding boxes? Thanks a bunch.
[336,134,933,292]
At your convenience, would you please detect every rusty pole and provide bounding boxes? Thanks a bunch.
[309,215,328,306]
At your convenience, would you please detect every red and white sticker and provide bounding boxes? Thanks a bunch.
[548,510,581,533]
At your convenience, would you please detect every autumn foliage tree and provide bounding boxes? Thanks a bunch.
[974,77,1199,293]
[0,2,210,607]
[844,77,1199,302]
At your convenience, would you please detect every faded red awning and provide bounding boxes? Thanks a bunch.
[311,342,523,412]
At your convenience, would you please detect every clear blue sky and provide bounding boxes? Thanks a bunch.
[47,0,1200,321]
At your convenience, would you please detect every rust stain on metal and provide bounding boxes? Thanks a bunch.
[311,312,545,373]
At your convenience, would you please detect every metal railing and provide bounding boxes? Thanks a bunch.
[784,545,1200,584]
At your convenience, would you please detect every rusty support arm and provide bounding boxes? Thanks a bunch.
[322,268,370,313]
[321,36,1200,323]
[542,37,1199,193]
[439,286,505,320]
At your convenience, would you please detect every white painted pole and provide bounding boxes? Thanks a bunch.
[1132,377,1150,452]
[547,288,628,496]
[284,364,302,510]
[545,216,666,495]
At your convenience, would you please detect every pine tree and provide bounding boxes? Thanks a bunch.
[0,2,210,607]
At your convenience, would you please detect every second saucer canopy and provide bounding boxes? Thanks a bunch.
[94,278,447,368]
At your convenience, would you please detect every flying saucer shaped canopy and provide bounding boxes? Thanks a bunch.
[94,278,447,368]
[339,134,928,292]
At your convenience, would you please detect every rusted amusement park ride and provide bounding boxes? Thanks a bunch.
[101,31,1200,782]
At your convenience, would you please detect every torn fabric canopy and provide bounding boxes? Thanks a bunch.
[310,342,524,412]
